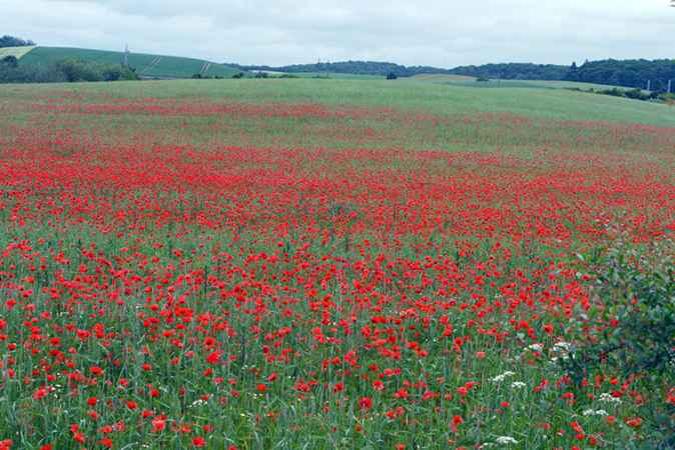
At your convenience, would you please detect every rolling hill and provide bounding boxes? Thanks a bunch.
[15,46,240,79]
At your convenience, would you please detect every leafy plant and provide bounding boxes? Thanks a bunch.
[565,240,673,380]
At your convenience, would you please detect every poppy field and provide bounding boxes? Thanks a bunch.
[0,79,673,449]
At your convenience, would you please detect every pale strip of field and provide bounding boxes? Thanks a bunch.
[0,46,37,59]
[410,73,476,82]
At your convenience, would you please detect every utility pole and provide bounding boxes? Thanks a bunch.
[646,79,651,91]
[668,79,672,94]
[123,44,129,67]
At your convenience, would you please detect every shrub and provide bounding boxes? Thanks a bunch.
[1,55,18,68]
[561,239,674,448]
[563,240,673,381]
[386,72,398,80]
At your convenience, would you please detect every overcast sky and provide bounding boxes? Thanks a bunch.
[2,0,674,67]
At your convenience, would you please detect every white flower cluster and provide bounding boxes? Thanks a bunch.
[598,393,622,404]
[526,343,544,352]
[495,436,519,445]
[491,371,516,383]
[552,341,573,353]
[189,399,207,408]
[510,381,527,389]
[583,408,609,416]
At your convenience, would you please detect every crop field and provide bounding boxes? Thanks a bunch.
[0,46,36,60]
[0,79,673,449]
[406,75,633,92]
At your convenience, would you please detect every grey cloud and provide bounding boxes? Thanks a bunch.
[2,0,673,66]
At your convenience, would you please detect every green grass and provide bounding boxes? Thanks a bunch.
[3,78,673,127]
[0,45,36,59]
[19,46,240,79]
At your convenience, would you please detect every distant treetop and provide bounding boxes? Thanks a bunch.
[0,35,36,48]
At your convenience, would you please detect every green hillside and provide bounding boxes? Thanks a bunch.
[19,46,239,79]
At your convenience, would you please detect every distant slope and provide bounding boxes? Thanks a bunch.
[232,61,453,77]
[20,47,239,79]
[0,45,36,59]
[231,61,570,80]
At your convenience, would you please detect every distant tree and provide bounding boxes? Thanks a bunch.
[232,72,245,79]
[386,72,397,80]
[0,35,35,47]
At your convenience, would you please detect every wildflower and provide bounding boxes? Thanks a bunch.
[491,371,515,383]
[495,436,519,445]
[598,393,622,404]
[152,418,166,432]
[625,417,642,428]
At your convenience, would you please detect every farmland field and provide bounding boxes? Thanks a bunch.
[0,79,673,449]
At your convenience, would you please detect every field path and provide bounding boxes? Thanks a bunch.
[139,56,162,75]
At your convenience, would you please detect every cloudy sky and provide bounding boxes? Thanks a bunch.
[2,0,674,67]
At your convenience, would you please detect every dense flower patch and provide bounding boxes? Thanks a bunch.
[0,94,673,449]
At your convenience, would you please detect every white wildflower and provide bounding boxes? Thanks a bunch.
[495,436,519,445]
[552,342,573,353]
[583,409,608,416]
[189,399,207,408]
[510,381,527,389]
[491,371,516,383]
[526,343,544,352]
[599,393,622,404]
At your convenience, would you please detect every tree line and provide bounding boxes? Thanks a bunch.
[566,59,675,92]
[0,35,35,47]
[0,56,138,83]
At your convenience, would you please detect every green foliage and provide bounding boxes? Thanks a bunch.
[585,87,662,102]
[0,57,138,83]
[564,240,674,381]
[0,35,35,48]
[1,55,18,68]
[561,240,674,448]
[567,59,675,92]
[450,62,569,80]
[386,72,398,80]
[55,58,139,82]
